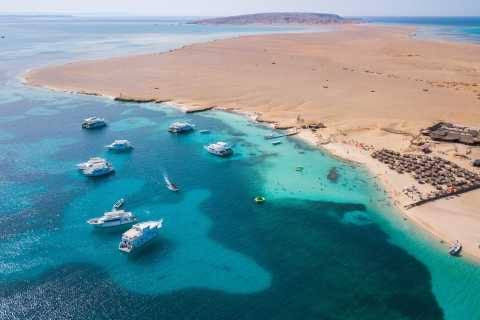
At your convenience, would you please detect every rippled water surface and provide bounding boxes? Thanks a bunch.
[367,16,480,43]
[0,15,479,320]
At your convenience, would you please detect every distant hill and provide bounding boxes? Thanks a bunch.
[190,12,360,25]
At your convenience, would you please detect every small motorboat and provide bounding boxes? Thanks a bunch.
[164,173,180,192]
[448,240,462,256]
[199,130,210,134]
[113,198,125,210]
[272,141,282,146]
[254,196,266,204]
[295,166,304,172]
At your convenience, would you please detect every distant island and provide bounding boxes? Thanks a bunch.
[190,12,360,25]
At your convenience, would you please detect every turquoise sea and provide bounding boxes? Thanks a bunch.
[0,15,479,320]
[367,16,480,43]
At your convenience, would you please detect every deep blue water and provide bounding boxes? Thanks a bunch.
[366,16,480,43]
[0,15,479,320]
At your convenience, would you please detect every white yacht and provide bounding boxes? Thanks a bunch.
[105,140,133,152]
[168,121,194,133]
[82,116,107,129]
[77,157,107,170]
[87,210,136,228]
[82,161,114,177]
[118,220,163,253]
[204,141,233,157]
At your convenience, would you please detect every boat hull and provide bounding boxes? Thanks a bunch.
[164,174,180,192]
[82,122,106,129]
[88,218,136,228]
[106,145,133,152]
[168,127,193,133]
[205,147,233,157]
[83,167,114,177]
[90,221,136,228]
[449,247,462,256]
[119,233,158,253]
[167,185,179,192]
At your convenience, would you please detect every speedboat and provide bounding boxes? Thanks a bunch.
[112,198,125,210]
[448,240,462,256]
[82,116,107,129]
[118,220,163,253]
[168,122,194,133]
[254,196,266,204]
[105,140,133,152]
[77,157,107,170]
[164,173,179,192]
[81,161,114,177]
[87,210,136,228]
[204,141,233,157]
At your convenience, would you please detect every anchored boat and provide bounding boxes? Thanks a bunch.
[118,220,163,253]
[105,140,133,152]
[87,210,136,228]
[77,157,107,170]
[82,116,107,129]
[204,141,233,157]
[82,161,114,177]
[168,122,194,133]
[77,157,114,177]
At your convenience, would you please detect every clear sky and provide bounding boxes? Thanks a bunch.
[1,0,479,17]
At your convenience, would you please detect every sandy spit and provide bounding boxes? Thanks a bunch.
[25,25,480,262]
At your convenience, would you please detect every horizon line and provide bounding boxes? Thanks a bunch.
[1,12,480,18]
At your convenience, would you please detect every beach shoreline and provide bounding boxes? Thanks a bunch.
[24,24,480,262]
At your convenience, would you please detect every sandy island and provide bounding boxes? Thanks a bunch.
[26,25,480,261]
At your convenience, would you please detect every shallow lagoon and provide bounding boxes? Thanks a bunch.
[0,91,478,319]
